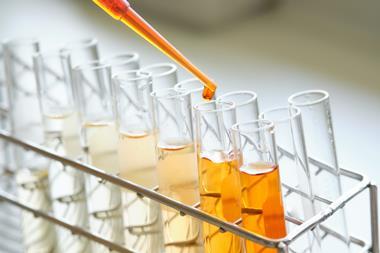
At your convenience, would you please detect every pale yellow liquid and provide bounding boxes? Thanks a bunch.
[84,122,124,252]
[84,122,119,174]
[118,132,163,253]
[44,112,82,158]
[119,131,157,187]
[156,143,203,253]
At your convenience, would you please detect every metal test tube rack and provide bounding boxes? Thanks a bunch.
[0,130,378,253]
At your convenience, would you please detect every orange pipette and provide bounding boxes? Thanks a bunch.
[93,0,216,99]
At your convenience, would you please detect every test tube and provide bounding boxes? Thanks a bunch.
[34,49,90,252]
[141,63,178,91]
[288,90,351,252]
[217,90,259,122]
[231,120,286,253]
[113,70,164,253]
[151,88,203,253]
[102,52,140,75]
[260,106,322,253]
[193,100,242,253]
[4,38,56,252]
[63,38,100,68]
[175,78,204,105]
[74,61,124,252]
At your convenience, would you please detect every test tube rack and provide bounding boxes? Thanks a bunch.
[0,129,378,253]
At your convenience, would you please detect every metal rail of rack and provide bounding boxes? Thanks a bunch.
[0,129,378,253]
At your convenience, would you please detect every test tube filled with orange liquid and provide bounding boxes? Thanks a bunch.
[231,120,287,253]
[194,101,243,253]
[92,0,217,100]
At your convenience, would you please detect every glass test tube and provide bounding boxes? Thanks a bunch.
[63,38,100,68]
[63,38,100,112]
[260,107,322,253]
[74,61,124,252]
[217,90,259,122]
[34,49,90,252]
[151,88,203,253]
[194,100,242,253]
[288,90,351,252]
[102,52,140,75]
[141,63,178,91]
[175,78,204,106]
[4,38,56,252]
[231,120,286,253]
[113,70,164,253]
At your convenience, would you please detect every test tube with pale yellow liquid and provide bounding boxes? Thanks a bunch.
[113,70,164,253]
[151,88,203,253]
[74,61,124,252]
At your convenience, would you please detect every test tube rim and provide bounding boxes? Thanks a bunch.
[288,89,329,107]
[217,90,258,107]
[259,106,301,124]
[150,87,189,99]
[174,78,203,93]
[141,62,177,78]
[112,69,151,81]
[193,99,236,114]
[102,52,139,66]
[73,60,109,72]
[63,38,98,50]
[231,119,275,134]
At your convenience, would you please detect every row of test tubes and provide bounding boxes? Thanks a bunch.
[0,37,352,253]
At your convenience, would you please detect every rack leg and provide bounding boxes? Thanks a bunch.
[370,183,379,253]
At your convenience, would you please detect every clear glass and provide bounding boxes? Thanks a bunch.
[4,38,56,252]
[217,90,259,122]
[62,38,100,112]
[289,90,351,252]
[102,52,140,75]
[231,120,286,253]
[113,70,164,253]
[260,107,322,253]
[151,88,202,253]
[175,78,204,106]
[62,38,99,68]
[73,61,124,251]
[193,100,242,253]
[4,38,43,143]
[141,63,178,91]
[34,49,90,252]
[174,78,209,134]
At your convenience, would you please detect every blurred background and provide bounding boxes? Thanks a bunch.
[0,0,379,248]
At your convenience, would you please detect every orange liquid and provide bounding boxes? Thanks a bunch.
[240,162,286,253]
[92,0,216,99]
[198,151,242,253]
